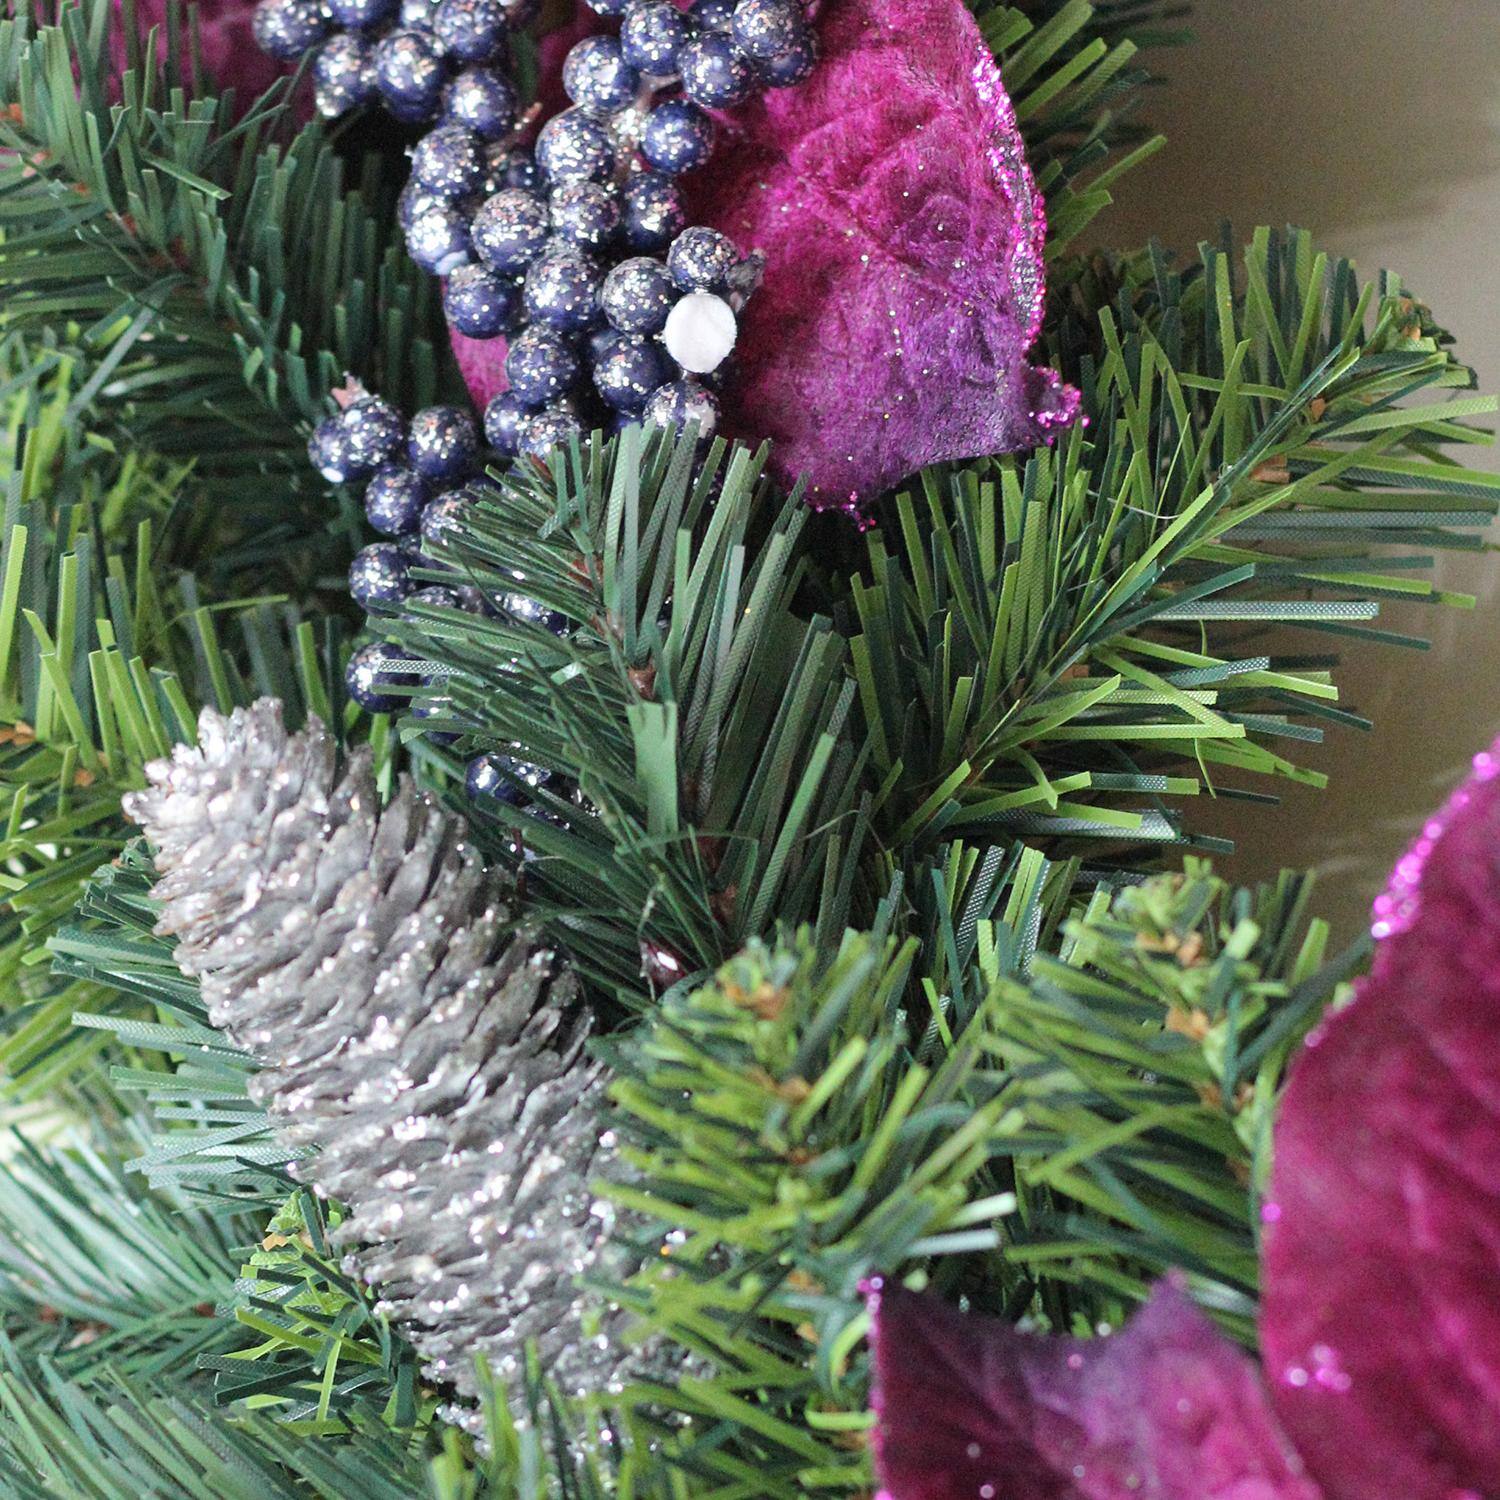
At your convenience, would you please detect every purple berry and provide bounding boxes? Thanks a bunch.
[484,143,544,195]
[622,171,686,252]
[620,1,691,73]
[549,181,622,252]
[593,335,672,414]
[644,376,720,437]
[404,202,473,275]
[374,29,446,122]
[441,66,518,138]
[328,0,396,28]
[364,464,429,535]
[350,542,414,609]
[443,263,522,337]
[419,488,475,550]
[563,34,640,114]
[346,640,419,713]
[312,34,378,117]
[252,0,329,61]
[472,188,551,272]
[523,248,604,333]
[601,256,677,335]
[483,391,529,454]
[519,405,584,458]
[339,394,405,472]
[411,125,485,198]
[756,32,816,87]
[308,415,360,484]
[431,0,507,61]
[536,107,616,186]
[679,32,755,108]
[689,0,736,31]
[505,327,580,407]
[641,99,715,176]
[666,225,738,292]
[731,0,804,59]
[407,405,478,479]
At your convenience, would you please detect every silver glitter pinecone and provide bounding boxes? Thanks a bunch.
[123,698,640,1420]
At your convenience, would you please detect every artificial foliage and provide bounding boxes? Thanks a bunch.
[0,0,1494,1496]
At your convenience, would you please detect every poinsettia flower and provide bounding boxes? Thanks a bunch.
[454,0,1078,515]
[866,1275,1321,1500]
[870,737,1500,1500]
[1259,738,1500,1500]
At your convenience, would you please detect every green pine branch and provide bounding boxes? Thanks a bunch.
[851,227,1497,871]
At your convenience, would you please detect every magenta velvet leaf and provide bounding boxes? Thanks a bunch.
[682,0,1079,514]
[1259,740,1500,1500]
[867,1277,1322,1500]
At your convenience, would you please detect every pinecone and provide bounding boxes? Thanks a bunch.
[124,698,641,1419]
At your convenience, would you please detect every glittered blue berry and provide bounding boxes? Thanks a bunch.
[408,405,479,479]
[341,395,405,470]
[467,751,551,805]
[641,99,715,176]
[689,0,736,31]
[520,406,583,458]
[593,335,672,414]
[431,0,507,60]
[581,0,630,13]
[601,256,677,335]
[419,488,475,551]
[346,640,419,713]
[441,66,518,138]
[308,416,360,483]
[563,34,640,115]
[731,0,804,59]
[252,0,329,61]
[472,188,551,272]
[679,33,755,108]
[536,107,616,187]
[622,171,686,252]
[374,28,446,121]
[666,225,738,291]
[364,464,429,535]
[329,0,396,27]
[409,583,466,610]
[523,249,603,333]
[411,124,485,198]
[404,202,473,275]
[620,2,691,74]
[549,181,621,252]
[398,0,435,25]
[483,391,529,454]
[443,263,522,337]
[644,376,720,437]
[313,34,378,117]
[350,542,414,609]
[756,32,816,87]
[484,143,543,195]
[505,327,580,407]
[498,577,566,632]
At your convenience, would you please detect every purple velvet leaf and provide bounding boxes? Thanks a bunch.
[682,0,1079,515]
[867,1276,1322,1500]
[1259,739,1500,1500]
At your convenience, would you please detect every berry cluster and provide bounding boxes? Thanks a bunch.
[253,0,533,124]
[404,0,822,458]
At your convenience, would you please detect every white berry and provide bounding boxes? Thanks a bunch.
[663,291,737,374]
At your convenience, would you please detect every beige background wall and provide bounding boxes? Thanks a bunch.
[1094,0,1500,941]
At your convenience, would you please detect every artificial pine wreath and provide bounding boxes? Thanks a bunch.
[0,0,1496,1497]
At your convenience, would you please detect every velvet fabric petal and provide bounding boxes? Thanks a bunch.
[681,0,1079,514]
[867,1277,1322,1500]
[1259,740,1500,1500]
